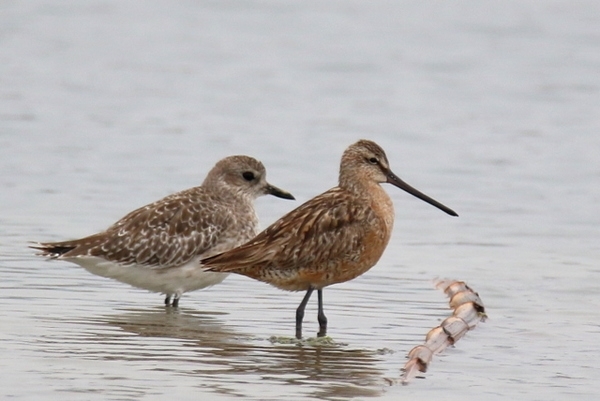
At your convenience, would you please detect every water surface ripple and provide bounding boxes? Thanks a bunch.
[2,1,600,400]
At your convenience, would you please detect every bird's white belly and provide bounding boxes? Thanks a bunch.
[63,256,228,295]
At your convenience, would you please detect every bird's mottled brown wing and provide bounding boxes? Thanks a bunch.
[202,187,373,273]
[34,187,236,268]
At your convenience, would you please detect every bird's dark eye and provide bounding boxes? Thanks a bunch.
[368,157,379,165]
[242,171,255,181]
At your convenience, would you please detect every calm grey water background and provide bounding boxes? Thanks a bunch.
[1,1,599,400]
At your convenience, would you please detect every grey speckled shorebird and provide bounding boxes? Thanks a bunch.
[31,155,294,307]
[203,140,458,339]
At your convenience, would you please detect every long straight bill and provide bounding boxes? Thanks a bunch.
[387,171,458,217]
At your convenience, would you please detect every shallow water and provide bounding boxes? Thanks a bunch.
[1,1,600,400]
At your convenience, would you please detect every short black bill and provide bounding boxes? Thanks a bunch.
[265,184,295,200]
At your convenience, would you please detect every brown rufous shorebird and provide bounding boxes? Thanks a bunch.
[202,140,457,339]
[31,155,294,307]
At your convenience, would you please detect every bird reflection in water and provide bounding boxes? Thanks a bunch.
[56,307,387,399]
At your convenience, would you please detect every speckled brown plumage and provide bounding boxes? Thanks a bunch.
[31,155,294,307]
[203,140,458,338]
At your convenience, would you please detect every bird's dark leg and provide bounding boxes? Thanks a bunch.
[296,287,314,339]
[164,295,172,306]
[172,294,180,308]
[317,289,327,337]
